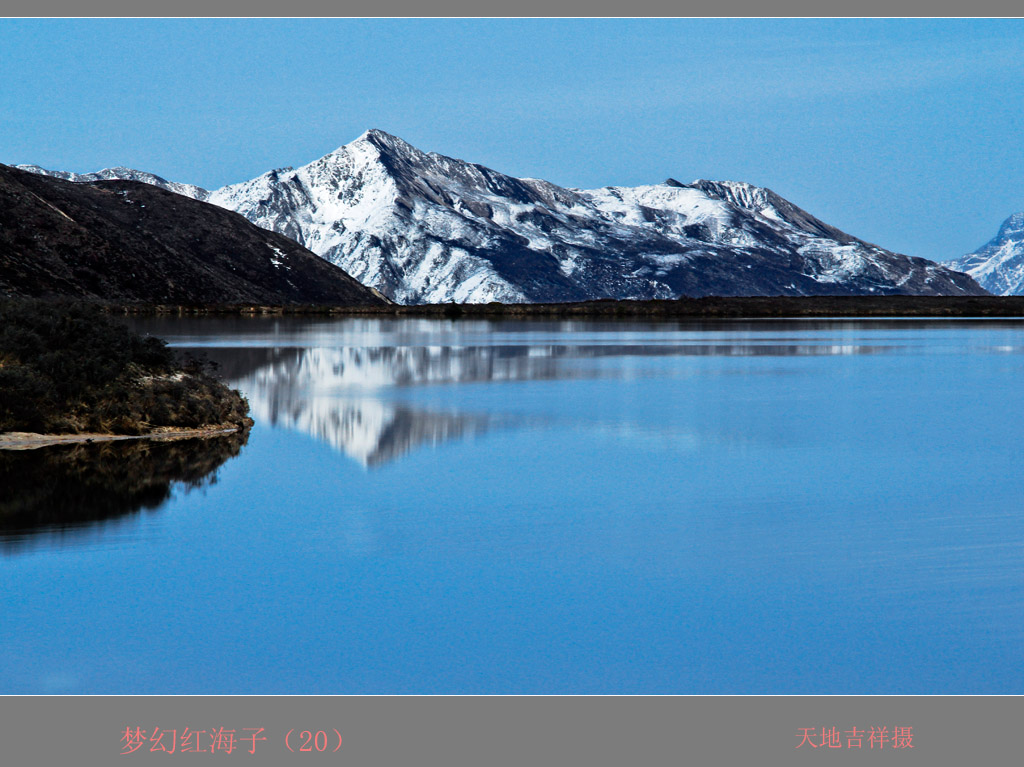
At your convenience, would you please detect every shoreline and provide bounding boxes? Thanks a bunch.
[0,425,246,451]
[100,295,1024,319]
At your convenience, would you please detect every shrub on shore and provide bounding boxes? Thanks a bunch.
[0,299,250,434]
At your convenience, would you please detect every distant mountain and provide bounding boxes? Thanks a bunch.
[14,163,211,202]
[947,213,1024,295]
[18,131,986,302]
[0,164,389,305]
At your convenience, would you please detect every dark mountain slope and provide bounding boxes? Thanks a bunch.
[0,164,388,305]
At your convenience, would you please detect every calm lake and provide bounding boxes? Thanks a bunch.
[3,317,1023,694]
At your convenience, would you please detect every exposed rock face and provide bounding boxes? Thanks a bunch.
[0,164,389,305]
[948,213,1024,295]
[17,131,987,303]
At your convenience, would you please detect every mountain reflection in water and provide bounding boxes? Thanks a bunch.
[8,317,1024,694]
[0,432,248,550]
[218,346,517,467]
[201,333,889,468]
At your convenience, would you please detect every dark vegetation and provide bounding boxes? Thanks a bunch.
[0,299,250,434]
[0,432,247,545]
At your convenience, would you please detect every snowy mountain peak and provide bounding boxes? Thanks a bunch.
[995,212,1024,240]
[330,129,435,172]
[948,211,1024,295]
[355,128,419,152]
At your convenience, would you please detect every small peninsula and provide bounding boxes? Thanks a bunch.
[0,299,251,444]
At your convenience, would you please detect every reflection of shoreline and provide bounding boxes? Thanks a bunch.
[0,431,248,551]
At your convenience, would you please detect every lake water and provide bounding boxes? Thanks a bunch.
[2,317,1023,694]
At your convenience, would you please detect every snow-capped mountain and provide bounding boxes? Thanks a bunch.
[947,213,1024,295]
[14,163,210,202]
[18,130,986,302]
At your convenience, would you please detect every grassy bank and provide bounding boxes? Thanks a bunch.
[0,299,251,435]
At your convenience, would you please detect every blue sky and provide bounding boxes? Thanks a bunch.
[1,18,1022,261]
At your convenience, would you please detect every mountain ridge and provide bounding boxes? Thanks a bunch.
[17,130,987,303]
